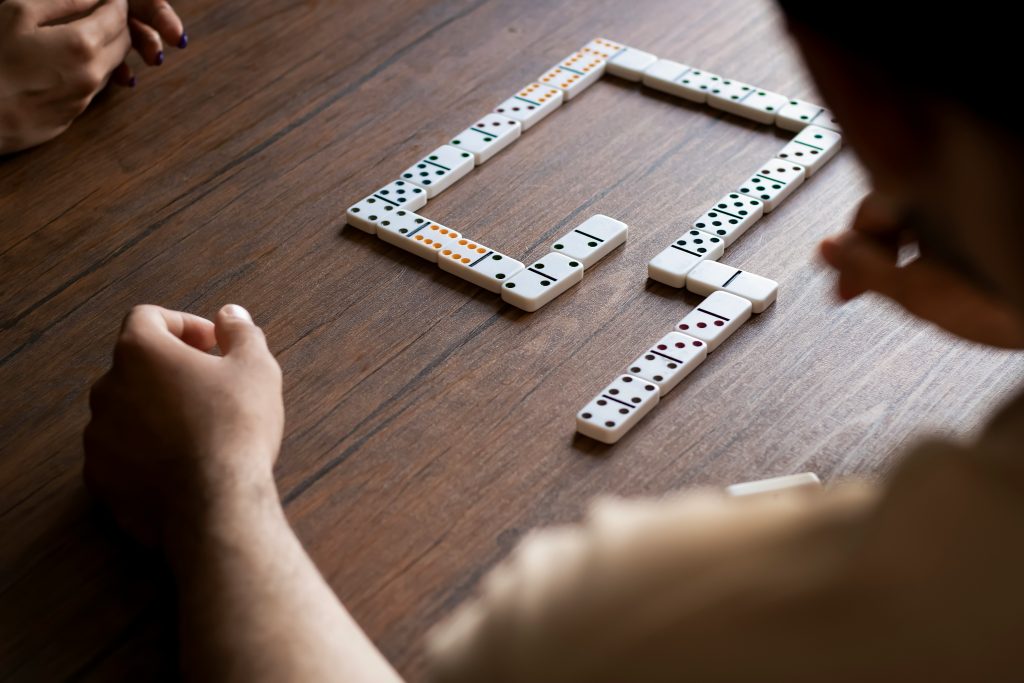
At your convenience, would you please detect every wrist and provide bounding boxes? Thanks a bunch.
[162,467,284,573]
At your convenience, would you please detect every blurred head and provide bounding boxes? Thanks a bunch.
[779,3,1024,312]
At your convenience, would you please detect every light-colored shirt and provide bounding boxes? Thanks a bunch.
[426,389,1024,682]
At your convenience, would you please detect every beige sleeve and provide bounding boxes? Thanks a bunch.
[425,482,878,683]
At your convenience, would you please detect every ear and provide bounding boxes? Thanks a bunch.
[785,21,933,195]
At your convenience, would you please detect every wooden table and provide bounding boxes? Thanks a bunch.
[3,0,1023,678]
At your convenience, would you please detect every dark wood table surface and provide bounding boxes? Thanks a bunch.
[3,0,1023,679]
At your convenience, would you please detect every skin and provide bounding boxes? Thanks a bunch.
[0,0,185,154]
[81,20,1024,683]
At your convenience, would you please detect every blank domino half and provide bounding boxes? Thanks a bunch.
[625,331,707,395]
[685,260,778,313]
[500,252,584,312]
[551,214,628,269]
[777,125,842,177]
[674,291,752,351]
[438,239,525,293]
[725,473,822,498]
[576,374,660,444]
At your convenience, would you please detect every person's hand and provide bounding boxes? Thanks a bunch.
[820,192,1024,348]
[0,0,132,153]
[83,305,284,549]
[113,0,187,83]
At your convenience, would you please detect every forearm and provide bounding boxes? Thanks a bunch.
[167,478,402,683]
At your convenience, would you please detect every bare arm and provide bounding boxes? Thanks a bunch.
[84,304,402,682]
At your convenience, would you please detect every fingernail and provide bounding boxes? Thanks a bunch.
[155,51,164,66]
[178,33,188,49]
[223,304,252,322]
[128,76,136,88]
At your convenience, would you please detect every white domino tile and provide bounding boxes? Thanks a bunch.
[692,192,764,246]
[706,77,757,113]
[345,180,427,233]
[776,125,842,176]
[685,260,778,313]
[400,145,474,198]
[775,98,825,132]
[450,114,521,165]
[606,47,658,81]
[625,331,707,395]
[500,252,584,312]
[714,86,789,125]
[579,37,624,60]
[377,214,461,262]
[438,239,525,293]
[674,291,752,351]
[576,374,660,444]
[538,52,604,100]
[808,107,841,132]
[726,473,822,498]
[647,229,724,288]
[737,158,807,213]
[550,214,627,269]
[641,60,718,103]
[493,83,563,131]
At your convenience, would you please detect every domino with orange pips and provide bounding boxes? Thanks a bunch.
[438,238,525,293]
[538,52,604,99]
[376,211,462,262]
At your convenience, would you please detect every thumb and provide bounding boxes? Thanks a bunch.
[214,304,269,357]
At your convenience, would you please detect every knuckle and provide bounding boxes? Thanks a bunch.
[65,32,97,60]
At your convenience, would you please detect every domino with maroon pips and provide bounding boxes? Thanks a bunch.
[625,331,707,396]
[674,291,752,351]
[576,374,660,444]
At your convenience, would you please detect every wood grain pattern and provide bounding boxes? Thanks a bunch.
[2,0,1022,679]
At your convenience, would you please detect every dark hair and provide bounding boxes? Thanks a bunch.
[777,1,1010,128]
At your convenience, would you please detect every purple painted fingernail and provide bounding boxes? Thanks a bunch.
[128,76,136,88]
[155,51,164,65]
[178,33,188,49]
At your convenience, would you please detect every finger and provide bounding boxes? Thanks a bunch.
[110,62,136,87]
[214,304,271,358]
[31,0,101,25]
[129,0,184,48]
[820,233,885,300]
[121,305,217,351]
[129,17,163,65]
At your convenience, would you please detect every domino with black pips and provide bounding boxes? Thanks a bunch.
[345,180,427,233]
[400,145,474,198]
[708,80,789,125]
[685,260,778,313]
[641,60,719,103]
[776,125,842,177]
[625,331,707,396]
[775,98,825,131]
[693,192,764,246]
[551,214,628,269]
[500,252,584,312]
[647,229,724,288]
[737,158,806,213]
[450,114,522,165]
[493,83,564,131]
[438,239,525,293]
[576,374,660,444]
[674,291,752,351]
[377,212,462,262]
